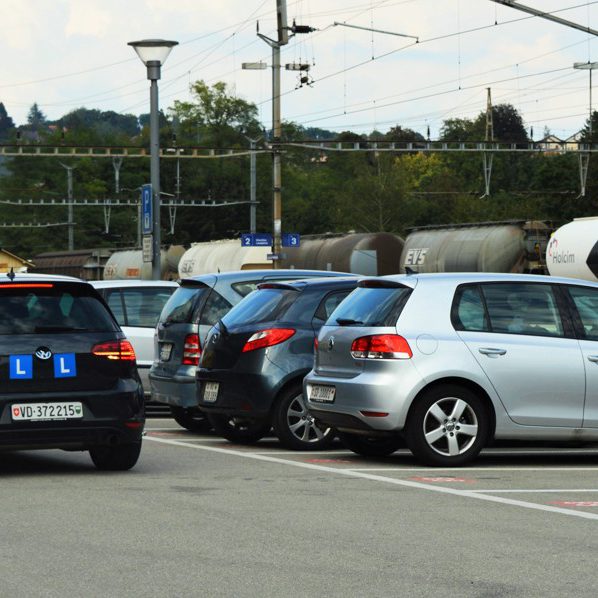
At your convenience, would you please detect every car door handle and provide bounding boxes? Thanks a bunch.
[588,355,598,363]
[478,347,507,356]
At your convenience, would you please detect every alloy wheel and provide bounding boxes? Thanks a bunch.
[422,397,479,457]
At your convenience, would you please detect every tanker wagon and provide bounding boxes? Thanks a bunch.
[546,217,598,282]
[400,221,551,274]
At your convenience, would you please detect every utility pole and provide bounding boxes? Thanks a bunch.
[245,1,314,268]
[60,163,76,250]
[259,0,289,268]
[247,137,261,234]
[485,88,494,142]
[481,89,494,198]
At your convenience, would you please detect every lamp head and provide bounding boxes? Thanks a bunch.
[128,39,178,66]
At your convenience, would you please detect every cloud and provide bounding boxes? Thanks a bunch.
[65,0,112,38]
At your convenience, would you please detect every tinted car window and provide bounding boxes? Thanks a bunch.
[314,290,353,322]
[161,286,208,325]
[0,285,117,334]
[231,281,262,297]
[567,286,598,340]
[452,286,489,332]
[326,286,411,327]
[120,288,174,328]
[222,289,298,327]
[201,290,232,327]
[481,283,563,337]
[105,291,126,326]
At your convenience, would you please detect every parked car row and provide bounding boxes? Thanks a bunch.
[4,268,598,470]
[150,270,598,467]
[148,269,347,432]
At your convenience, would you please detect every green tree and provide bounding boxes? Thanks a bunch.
[26,103,47,131]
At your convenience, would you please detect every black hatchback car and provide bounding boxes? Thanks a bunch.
[196,277,359,450]
[0,273,144,470]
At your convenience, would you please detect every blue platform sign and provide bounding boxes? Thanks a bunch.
[241,233,273,247]
[254,233,273,247]
[282,233,300,247]
[141,184,153,235]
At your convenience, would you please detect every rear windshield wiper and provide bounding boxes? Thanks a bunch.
[34,326,90,333]
[335,318,363,326]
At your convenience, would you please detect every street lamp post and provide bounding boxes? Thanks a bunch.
[128,38,178,279]
[574,61,598,139]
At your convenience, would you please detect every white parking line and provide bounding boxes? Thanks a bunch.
[470,489,598,494]
[348,467,598,472]
[252,450,353,455]
[146,436,598,521]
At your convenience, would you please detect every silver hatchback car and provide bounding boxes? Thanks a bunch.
[305,273,598,466]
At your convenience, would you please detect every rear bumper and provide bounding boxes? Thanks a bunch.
[303,362,424,433]
[0,423,143,451]
[149,370,197,408]
[196,370,278,418]
[0,385,145,451]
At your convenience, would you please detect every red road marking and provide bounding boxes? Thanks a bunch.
[550,501,598,507]
[410,476,475,484]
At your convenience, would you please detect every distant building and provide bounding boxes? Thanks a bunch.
[536,131,583,154]
[0,248,34,273]
[564,131,584,150]
[536,134,564,152]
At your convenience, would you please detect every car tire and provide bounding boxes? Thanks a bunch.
[89,441,142,471]
[338,432,403,457]
[405,384,488,467]
[171,406,211,433]
[207,414,271,444]
[272,385,335,451]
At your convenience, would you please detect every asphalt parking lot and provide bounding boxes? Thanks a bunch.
[3,419,598,597]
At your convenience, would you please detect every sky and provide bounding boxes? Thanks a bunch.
[0,0,596,140]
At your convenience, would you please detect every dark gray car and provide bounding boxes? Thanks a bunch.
[197,277,359,449]
[149,269,347,431]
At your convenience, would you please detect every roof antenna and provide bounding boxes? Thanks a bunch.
[405,267,416,275]
[6,267,15,281]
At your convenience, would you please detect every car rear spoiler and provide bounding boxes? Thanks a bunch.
[358,279,412,289]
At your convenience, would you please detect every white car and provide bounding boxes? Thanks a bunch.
[91,280,178,396]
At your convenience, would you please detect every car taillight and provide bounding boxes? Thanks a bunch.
[92,340,136,361]
[350,334,412,360]
[182,334,201,365]
[242,328,296,353]
[314,337,319,351]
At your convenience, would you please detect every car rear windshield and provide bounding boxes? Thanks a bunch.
[159,285,208,325]
[326,286,411,327]
[0,283,118,335]
[222,288,298,327]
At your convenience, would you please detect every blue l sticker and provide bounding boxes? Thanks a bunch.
[54,353,77,378]
[10,355,33,379]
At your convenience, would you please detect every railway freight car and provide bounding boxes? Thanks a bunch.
[103,245,185,280]
[400,220,551,274]
[177,233,405,277]
[279,232,404,275]
[31,248,112,280]
[178,240,270,277]
[546,217,598,282]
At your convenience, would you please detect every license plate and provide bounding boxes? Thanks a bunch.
[310,385,336,403]
[203,382,219,403]
[11,402,83,421]
[159,343,173,361]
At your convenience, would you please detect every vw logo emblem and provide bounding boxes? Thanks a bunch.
[35,347,52,360]
[212,333,220,343]
[328,336,335,351]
